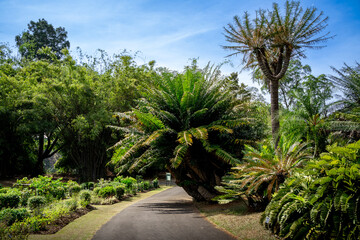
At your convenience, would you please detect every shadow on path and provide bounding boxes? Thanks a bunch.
[92,187,235,240]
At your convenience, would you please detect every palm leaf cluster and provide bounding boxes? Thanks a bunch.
[109,64,255,201]
[216,135,311,209]
[262,140,360,239]
[330,62,360,111]
[223,0,331,80]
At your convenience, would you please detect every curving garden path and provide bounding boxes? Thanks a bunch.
[92,186,235,240]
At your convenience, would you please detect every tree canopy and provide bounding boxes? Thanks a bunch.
[15,19,70,60]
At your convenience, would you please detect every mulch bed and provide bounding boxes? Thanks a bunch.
[34,205,96,234]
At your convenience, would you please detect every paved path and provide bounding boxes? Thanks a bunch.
[92,187,235,240]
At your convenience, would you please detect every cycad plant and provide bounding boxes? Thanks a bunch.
[109,64,260,201]
[223,0,331,145]
[216,135,311,210]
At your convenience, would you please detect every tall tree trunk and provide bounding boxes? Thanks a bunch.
[270,79,280,147]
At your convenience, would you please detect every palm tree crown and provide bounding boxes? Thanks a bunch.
[110,64,258,201]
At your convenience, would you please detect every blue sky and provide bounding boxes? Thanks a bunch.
[0,0,359,90]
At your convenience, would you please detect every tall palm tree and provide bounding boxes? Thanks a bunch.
[223,1,331,145]
[110,64,261,201]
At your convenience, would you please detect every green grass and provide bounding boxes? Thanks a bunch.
[29,187,171,240]
[195,201,276,240]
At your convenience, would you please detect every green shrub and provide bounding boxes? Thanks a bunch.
[121,177,137,189]
[113,176,123,182]
[19,189,32,207]
[95,178,111,188]
[80,182,95,189]
[97,186,116,198]
[93,187,101,195]
[26,176,67,200]
[69,185,81,196]
[0,192,21,209]
[152,178,159,188]
[22,215,48,232]
[0,208,30,226]
[79,190,91,207]
[132,183,138,195]
[0,188,8,194]
[28,196,46,210]
[143,181,150,190]
[138,182,144,192]
[262,140,360,239]
[65,199,78,211]
[87,182,94,189]
[53,187,66,200]
[0,221,30,240]
[115,186,125,199]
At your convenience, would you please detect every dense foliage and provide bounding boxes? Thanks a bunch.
[0,175,158,239]
[216,135,311,209]
[262,141,360,239]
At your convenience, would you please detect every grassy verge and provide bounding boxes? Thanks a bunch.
[195,201,276,240]
[29,186,172,240]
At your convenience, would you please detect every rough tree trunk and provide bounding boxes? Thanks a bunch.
[270,79,280,147]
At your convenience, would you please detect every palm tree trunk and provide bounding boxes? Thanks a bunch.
[270,79,280,147]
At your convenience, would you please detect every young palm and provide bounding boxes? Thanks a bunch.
[110,64,254,201]
[223,1,331,145]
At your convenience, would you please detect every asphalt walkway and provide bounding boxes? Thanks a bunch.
[92,186,235,240]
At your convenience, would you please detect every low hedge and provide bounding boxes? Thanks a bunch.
[0,208,29,226]
[0,192,21,209]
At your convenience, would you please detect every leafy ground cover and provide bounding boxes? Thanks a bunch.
[195,201,276,240]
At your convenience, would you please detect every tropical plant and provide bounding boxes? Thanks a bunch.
[329,62,360,112]
[223,0,331,145]
[216,135,311,210]
[110,63,262,201]
[262,140,360,239]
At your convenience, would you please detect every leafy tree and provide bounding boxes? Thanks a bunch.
[278,60,311,110]
[15,19,70,60]
[223,1,331,145]
[110,64,264,201]
[0,50,37,177]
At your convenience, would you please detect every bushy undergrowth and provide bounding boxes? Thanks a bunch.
[0,192,21,209]
[0,174,159,238]
[97,186,116,198]
[262,140,360,239]
[79,190,91,207]
[0,208,29,226]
